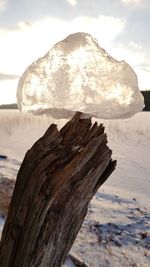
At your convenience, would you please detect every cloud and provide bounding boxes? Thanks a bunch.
[121,0,146,6]
[72,16,125,47]
[0,79,19,104]
[0,0,7,12]
[122,0,140,2]
[135,67,150,90]
[0,15,125,75]
[67,0,77,6]
[110,41,147,68]
[0,14,126,103]
[108,41,150,90]
[0,13,149,104]
[0,73,20,80]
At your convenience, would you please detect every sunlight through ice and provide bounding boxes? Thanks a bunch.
[17,32,144,119]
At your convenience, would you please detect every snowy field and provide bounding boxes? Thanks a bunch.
[0,110,150,266]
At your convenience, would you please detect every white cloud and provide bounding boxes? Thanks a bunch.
[72,16,125,48]
[135,67,150,90]
[0,79,19,104]
[108,41,150,90]
[0,0,7,12]
[0,15,125,75]
[0,15,125,103]
[67,0,77,6]
[110,41,144,65]
[121,0,145,5]
[0,14,149,103]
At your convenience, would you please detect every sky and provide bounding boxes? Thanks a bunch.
[0,0,150,104]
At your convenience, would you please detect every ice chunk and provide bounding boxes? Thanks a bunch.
[17,32,144,119]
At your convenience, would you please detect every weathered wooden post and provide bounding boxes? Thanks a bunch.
[0,30,143,266]
[0,30,143,267]
[0,112,116,267]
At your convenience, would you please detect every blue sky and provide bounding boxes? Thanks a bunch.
[0,0,150,103]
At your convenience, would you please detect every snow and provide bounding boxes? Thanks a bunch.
[17,33,144,119]
[0,217,5,237]
[0,110,150,266]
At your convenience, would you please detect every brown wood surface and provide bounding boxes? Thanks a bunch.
[0,112,116,267]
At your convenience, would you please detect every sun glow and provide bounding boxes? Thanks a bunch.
[67,47,88,67]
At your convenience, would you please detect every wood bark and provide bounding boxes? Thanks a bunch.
[0,112,116,267]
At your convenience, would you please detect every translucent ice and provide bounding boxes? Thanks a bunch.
[17,32,144,119]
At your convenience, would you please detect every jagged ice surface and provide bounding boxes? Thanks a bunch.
[17,32,144,119]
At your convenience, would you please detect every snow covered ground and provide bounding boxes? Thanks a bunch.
[0,110,150,266]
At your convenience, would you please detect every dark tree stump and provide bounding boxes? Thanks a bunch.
[0,112,116,267]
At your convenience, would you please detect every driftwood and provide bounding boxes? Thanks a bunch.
[0,112,116,267]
